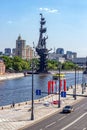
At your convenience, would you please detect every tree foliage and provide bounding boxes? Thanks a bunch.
[1,56,30,72]
[1,56,78,72]
[62,61,76,70]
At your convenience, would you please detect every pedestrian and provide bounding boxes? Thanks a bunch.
[67,86,69,91]
[71,85,73,89]
[12,102,15,108]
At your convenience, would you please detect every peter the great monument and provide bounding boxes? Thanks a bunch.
[36,13,51,73]
[27,14,51,75]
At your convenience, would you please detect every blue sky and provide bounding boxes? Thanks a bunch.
[0,0,87,57]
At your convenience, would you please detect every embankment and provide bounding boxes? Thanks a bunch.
[0,73,24,81]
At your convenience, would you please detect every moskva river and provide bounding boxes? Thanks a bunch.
[0,72,83,106]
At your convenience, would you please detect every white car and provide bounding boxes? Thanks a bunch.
[43,101,50,107]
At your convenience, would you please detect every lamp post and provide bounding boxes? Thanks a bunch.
[58,67,61,108]
[82,57,87,94]
[74,67,76,100]
[31,60,34,120]
[82,66,85,94]
[82,83,84,94]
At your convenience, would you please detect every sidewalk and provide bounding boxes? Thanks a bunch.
[0,85,86,130]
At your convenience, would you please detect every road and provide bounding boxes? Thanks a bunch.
[22,97,87,130]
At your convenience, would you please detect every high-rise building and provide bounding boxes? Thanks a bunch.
[16,35,34,60]
[66,51,72,59]
[0,52,3,56]
[72,52,77,58]
[12,48,16,56]
[4,48,11,56]
[66,51,77,60]
[56,48,64,55]
[26,45,34,60]
[16,35,26,59]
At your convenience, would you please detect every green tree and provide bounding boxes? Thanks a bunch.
[62,61,76,70]
[2,56,13,70]
[48,60,59,70]
[1,55,79,72]
[12,56,30,72]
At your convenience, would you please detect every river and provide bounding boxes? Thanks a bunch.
[0,72,83,106]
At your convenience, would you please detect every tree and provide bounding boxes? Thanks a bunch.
[62,61,76,70]
[2,56,30,72]
[2,56,13,70]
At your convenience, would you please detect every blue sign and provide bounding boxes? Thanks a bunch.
[61,91,66,97]
[36,89,41,95]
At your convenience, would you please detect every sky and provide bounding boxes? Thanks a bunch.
[0,0,87,57]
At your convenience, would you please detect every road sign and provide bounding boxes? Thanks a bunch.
[61,91,66,97]
[36,89,41,95]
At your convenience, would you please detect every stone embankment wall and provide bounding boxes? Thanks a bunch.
[0,94,53,110]
[0,73,24,81]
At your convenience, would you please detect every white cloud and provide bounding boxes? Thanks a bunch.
[7,20,13,24]
[39,8,59,14]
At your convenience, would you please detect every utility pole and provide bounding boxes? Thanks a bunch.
[74,67,76,100]
[58,67,61,108]
[82,56,87,94]
[31,60,34,120]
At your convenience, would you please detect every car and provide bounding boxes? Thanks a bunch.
[62,105,74,113]
[43,101,50,107]
[51,100,61,105]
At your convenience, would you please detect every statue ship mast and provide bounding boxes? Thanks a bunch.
[36,14,49,73]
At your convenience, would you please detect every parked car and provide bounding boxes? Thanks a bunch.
[62,105,74,113]
[51,100,61,105]
[43,101,50,107]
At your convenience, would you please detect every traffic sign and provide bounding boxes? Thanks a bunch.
[61,91,66,97]
[36,89,41,95]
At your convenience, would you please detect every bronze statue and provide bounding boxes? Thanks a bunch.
[36,14,50,73]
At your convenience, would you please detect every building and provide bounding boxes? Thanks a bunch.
[16,35,34,60]
[56,48,64,55]
[4,48,11,56]
[72,52,77,58]
[48,52,65,63]
[0,60,5,74]
[12,48,16,56]
[66,51,73,60]
[26,45,34,60]
[72,57,87,67]
[16,35,26,59]
[0,52,3,56]
[66,51,77,60]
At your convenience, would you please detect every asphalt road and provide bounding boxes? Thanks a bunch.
[21,97,87,130]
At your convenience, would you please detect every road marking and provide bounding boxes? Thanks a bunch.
[83,128,86,130]
[58,116,66,121]
[45,121,56,128]
[75,104,86,110]
[0,118,10,122]
[60,112,87,130]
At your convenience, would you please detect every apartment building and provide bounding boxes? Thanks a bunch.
[16,35,26,59]
[16,35,34,60]
[0,60,5,74]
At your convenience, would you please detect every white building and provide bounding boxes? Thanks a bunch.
[48,53,65,63]
[72,57,87,67]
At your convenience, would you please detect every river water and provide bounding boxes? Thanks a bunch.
[0,72,83,106]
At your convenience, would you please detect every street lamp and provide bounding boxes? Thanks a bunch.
[74,67,76,100]
[31,60,34,120]
[82,57,87,94]
[58,66,61,108]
